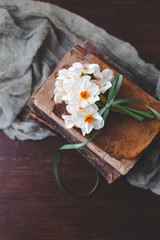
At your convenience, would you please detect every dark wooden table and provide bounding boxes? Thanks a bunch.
[0,1,160,239]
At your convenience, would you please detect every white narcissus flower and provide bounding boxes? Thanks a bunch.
[92,69,113,94]
[69,75,100,108]
[56,68,76,85]
[63,104,81,130]
[68,62,83,76]
[68,62,100,77]
[54,72,77,104]
[63,75,77,94]
[54,68,71,104]
[94,68,113,81]
[57,69,69,79]
[82,63,100,75]
[62,104,81,130]
[54,79,67,104]
[102,69,113,82]
[66,103,79,114]
[74,104,104,136]
[62,114,74,129]
[54,62,114,135]
[91,79,112,94]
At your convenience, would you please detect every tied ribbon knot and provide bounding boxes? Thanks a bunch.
[54,74,160,197]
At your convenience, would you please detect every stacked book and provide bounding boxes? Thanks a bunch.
[29,41,160,184]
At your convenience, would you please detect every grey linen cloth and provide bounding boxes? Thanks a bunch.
[0,0,160,195]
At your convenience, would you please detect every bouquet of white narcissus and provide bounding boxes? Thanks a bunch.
[53,62,160,197]
[53,62,160,196]
[54,62,114,136]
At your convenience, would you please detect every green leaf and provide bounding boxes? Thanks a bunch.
[112,104,144,121]
[112,98,143,105]
[147,106,160,120]
[109,74,123,104]
[119,105,154,119]
[103,108,110,122]
[112,99,160,120]
[112,104,154,119]
[99,93,107,103]
[96,101,104,108]
[107,75,119,103]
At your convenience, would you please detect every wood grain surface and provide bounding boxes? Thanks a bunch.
[0,1,160,240]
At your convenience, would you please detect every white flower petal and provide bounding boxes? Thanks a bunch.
[93,112,103,120]
[101,81,112,94]
[88,96,100,105]
[84,122,93,134]
[81,75,91,82]
[90,104,99,112]
[55,79,63,87]
[62,115,74,129]
[83,64,100,74]
[93,119,104,130]
[94,71,103,80]
[89,83,100,96]
[73,62,83,69]
[102,69,113,81]
[58,69,68,78]
[54,93,63,103]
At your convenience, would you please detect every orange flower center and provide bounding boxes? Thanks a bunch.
[96,83,100,89]
[85,114,93,123]
[80,91,89,99]
[83,67,88,70]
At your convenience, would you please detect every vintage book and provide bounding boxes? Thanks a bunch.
[29,41,160,183]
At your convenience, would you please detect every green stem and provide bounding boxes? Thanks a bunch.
[120,105,154,119]
[99,94,107,104]
[112,104,154,120]
[111,104,144,121]
[96,101,104,108]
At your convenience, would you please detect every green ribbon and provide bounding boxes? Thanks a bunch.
[54,74,160,197]
[54,130,100,198]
